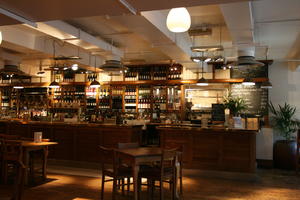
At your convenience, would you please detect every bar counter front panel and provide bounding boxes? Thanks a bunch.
[159,127,257,173]
[0,121,257,173]
[0,121,141,163]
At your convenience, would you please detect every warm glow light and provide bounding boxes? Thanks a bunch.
[0,31,2,45]
[242,82,255,86]
[166,7,191,33]
[196,83,209,86]
[13,86,24,89]
[71,64,79,71]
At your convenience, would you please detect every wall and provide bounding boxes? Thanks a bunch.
[269,61,300,140]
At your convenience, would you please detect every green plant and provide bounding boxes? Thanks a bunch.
[269,102,300,141]
[223,95,247,116]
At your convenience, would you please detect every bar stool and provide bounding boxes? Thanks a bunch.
[99,146,132,200]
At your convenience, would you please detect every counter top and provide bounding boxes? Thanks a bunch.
[157,125,258,133]
[0,120,142,128]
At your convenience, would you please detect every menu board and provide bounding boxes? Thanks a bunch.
[230,84,268,115]
[212,104,225,121]
[231,65,268,78]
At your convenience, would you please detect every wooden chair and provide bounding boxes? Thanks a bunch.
[139,148,178,200]
[1,139,26,200]
[117,142,139,192]
[99,146,132,200]
[296,130,300,174]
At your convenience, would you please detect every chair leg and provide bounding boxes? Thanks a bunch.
[160,179,164,200]
[42,148,48,180]
[101,174,105,200]
[151,180,155,200]
[3,161,8,184]
[112,178,117,200]
[121,178,125,195]
[127,177,130,192]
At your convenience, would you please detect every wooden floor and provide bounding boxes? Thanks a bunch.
[1,165,300,200]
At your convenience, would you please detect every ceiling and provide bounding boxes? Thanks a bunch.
[0,0,299,70]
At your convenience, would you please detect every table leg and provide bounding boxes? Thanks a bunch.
[132,164,140,200]
[23,149,30,185]
[42,147,48,180]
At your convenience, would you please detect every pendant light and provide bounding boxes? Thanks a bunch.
[90,56,100,88]
[49,80,60,88]
[196,58,208,86]
[166,7,191,33]
[261,47,272,89]
[242,77,255,86]
[0,31,2,45]
[13,86,24,89]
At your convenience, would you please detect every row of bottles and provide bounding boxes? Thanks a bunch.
[111,86,123,95]
[125,86,136,113]
[153,66,168,80]
[124,69,138,81]
[138,99,151,109]
[87,74,98,82]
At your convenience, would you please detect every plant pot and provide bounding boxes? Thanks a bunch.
[273,140,297,170]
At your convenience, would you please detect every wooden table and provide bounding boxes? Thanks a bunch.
[20,141,58,184]
[117,147,164,200]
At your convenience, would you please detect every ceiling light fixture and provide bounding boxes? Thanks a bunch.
[90,56,100,88]
[49,81,60,89]
[242,77,255,86]
[13,86,24,89]
[196,54,209,86]
[191,45,223,52]
[166,7,191,33]
[71,64,78,71]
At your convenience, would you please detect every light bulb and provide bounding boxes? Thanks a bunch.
[166,7,191,33]
[71,64,78,71]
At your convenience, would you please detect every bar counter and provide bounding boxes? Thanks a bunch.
[0,120,142,163]
[158,126,257,173]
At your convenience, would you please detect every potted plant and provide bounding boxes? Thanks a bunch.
[223,95,247,128]
[269,102,300,169]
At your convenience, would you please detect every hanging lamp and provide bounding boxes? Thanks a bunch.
[49,80,60,88]
[196,57,208,86]
[166,7,191,33]
[261,48,272,89]
[0,31,2,45]
[90,56,100,88]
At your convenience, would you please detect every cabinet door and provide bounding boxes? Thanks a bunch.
[8,123,29,138]
[75,128,101,162]
[52,127,75,160]
[101,128,135,148]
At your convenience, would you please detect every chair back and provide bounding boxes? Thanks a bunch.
[161,148,178,176]
[2,140,24,165]
[118,142,139,149]
[99,146,119,174]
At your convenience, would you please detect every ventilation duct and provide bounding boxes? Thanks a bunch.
[99,60,128,72]
[235,48,264,67]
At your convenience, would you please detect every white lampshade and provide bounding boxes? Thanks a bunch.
[0,31,2,45]
[166,7,191,33]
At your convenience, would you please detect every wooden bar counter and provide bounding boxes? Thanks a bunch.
[0,120,142,163]
[158,126,257,173]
